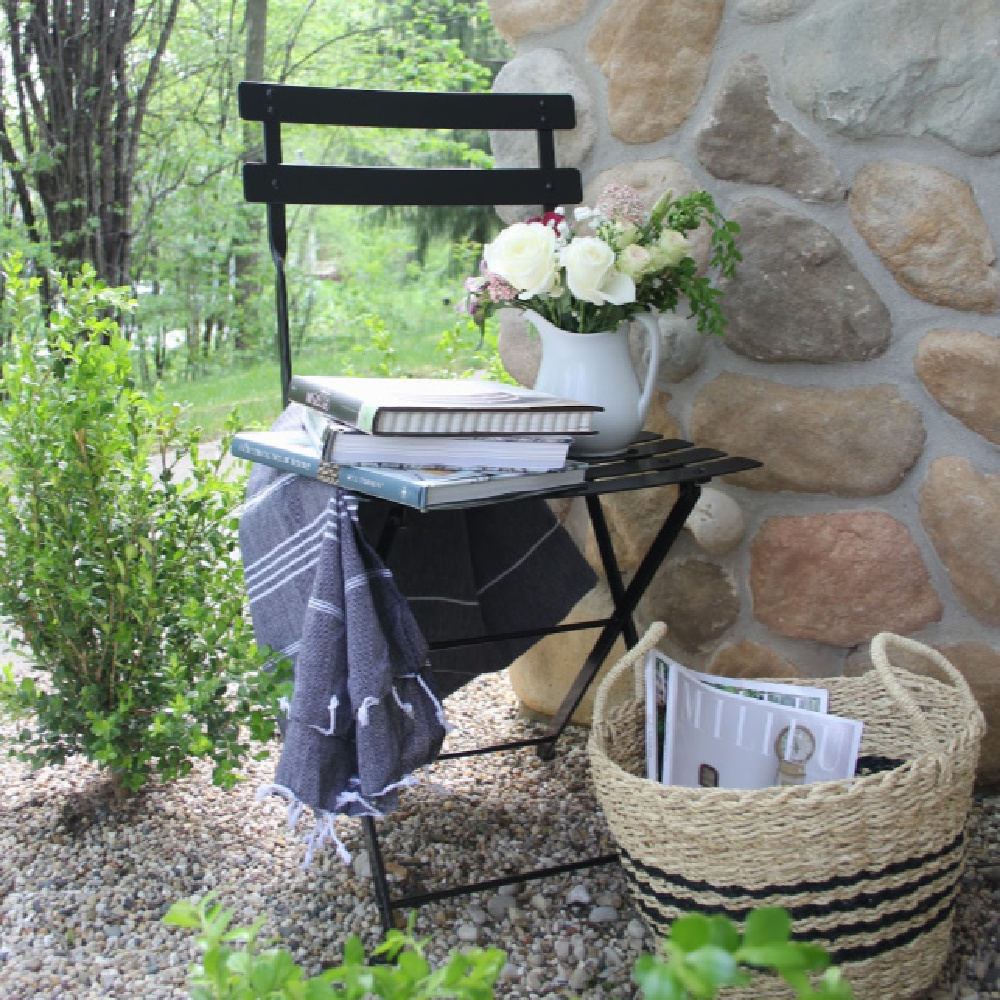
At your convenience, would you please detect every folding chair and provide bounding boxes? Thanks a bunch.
[239,81,762,931]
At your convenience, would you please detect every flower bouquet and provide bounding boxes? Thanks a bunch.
[461,184,741,337]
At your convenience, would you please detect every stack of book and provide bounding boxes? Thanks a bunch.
[643,648,864,790]
[231,375,603,510]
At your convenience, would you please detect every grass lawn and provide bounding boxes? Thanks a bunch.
[159,323,501,441]
[162,357,286,441]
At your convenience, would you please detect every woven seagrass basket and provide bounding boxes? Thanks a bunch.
[588,622,986,1000]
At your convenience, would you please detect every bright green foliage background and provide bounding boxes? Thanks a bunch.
[0,256,289,792]
[1,1,511,400]
[125,0,509,387]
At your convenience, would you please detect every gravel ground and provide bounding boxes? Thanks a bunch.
[1,645,998,1000]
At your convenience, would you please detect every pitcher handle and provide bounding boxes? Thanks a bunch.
[633,313,661,424]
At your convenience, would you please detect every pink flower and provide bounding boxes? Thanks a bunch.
[595,184,644,227]
[483,268,518,303]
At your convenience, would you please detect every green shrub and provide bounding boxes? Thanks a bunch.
[0,254,287,794]
[164,893,506,1000]
[634,907,855,1000]
[165,894,855,1000]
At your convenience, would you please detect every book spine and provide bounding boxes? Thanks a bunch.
[336,466,428,509]
[231,436,339,485]
[289,381,370,430]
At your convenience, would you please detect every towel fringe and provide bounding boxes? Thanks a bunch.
[255,782,305,830]
[411,671,453,735]
[356,695,380,728]
[302,812,352,868]
[257,784,352,868]
[308,694,339,736]
[391,685,415,718]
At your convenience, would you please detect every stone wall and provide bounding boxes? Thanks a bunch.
[487,0,1000,787]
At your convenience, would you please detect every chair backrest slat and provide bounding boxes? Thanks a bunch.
[239,81,582,404]
[238,82,576,131]
[243,164,583,207]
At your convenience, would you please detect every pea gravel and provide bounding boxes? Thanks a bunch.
[1,645,997,1000]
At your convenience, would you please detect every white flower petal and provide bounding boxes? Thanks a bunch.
[599,269,636,306]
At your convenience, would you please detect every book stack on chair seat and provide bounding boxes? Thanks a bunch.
[230,375,602,510]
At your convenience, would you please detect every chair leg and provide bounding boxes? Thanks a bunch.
[361,815,397,933]
[537,481,702,757]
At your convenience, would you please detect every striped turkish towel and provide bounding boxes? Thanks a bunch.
[238,404,597,862]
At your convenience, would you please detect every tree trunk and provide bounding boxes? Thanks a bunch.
[232,0,268,354]
[0,0,181,295]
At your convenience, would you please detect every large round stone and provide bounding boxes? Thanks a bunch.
[489,49,596,223]
[783,0,1000,156]
[707,640,803,679]
[691,374,925,496]
[639,558,740,654]
[507,582,628,724]
[920,457,1000,625]
[848,160,1000,313]
[485,0,588,43]
[937,643,1000,791]
[846,638,1000,791]
[683,488,745,556]
[695,55,844,203]
[749,512,942,646]
[588,0,725,143]
[719,198,892,362]
[915,328,1000,444]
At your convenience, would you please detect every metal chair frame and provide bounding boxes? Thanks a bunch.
[239,83,762,932]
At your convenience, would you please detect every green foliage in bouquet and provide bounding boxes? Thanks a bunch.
[461,184,741,336]
[0,255,288,794]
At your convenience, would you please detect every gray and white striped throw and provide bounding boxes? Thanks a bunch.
[238,404,596,864]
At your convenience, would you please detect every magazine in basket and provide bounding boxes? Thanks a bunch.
[644,649,862,789]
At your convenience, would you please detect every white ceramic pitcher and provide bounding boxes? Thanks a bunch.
[526,309,661,458]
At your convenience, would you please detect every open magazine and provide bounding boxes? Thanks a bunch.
[644,650,862,789]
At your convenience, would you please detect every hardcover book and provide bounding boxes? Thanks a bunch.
[231,430,340,484]
[288,375,601,437]
[335,460,587,510]
[297,406,572,472]
[231,429,588,509]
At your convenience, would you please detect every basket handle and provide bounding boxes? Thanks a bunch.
[870,632,980,750]
[591,620,668,732]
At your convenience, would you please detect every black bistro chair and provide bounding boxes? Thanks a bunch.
[238,82,761,933]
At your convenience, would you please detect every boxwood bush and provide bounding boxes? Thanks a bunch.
[0,254,288,794]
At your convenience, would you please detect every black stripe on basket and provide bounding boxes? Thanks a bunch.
[620,844,960,931]
[623,865,957,961]
[619,844,962,926]
[627,883,956,966]
[621,828,963,901]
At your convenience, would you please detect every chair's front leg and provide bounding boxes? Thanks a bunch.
[537,481,702,758]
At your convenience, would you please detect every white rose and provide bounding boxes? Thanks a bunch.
[656,229,691,267]
[617,244,655,280]
[558,237,636,306]
[483,223,559,298]
[615,222,640,248]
